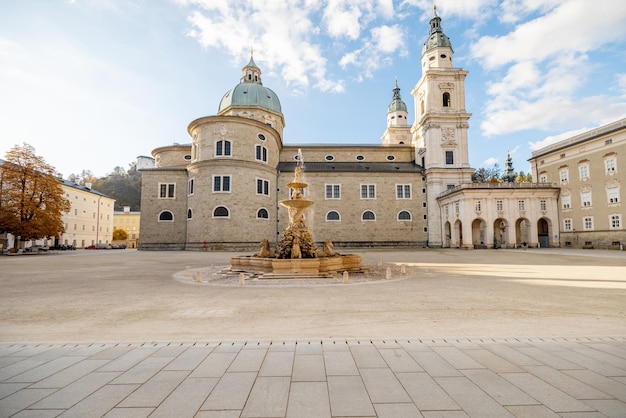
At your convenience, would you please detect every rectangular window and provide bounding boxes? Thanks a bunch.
[611,215,621,229]
[564,219,572,231]
[213,175,231,192]
[606,158,616,173]
[581,191,592,207]
[325,184,341,199]
[579,165,589,179]
[560,169,568,183]
[256,179,270,196]
[518,200,525,211]
[446,184,455,190]
[455,202,460,214]
[396,184,411,199]
[584,217,593,230]
[360,184,375,199]
[159,183,175,198]
[445,150,454,165]
[188,178,195,196]
[562,195,571,209]
[539,174,547,183]
[496,200,503,211]
[445,205,449,217]
[608,187,619,203]
[540,199,547,211]
[475,201,481,212]
[255,145,268,162]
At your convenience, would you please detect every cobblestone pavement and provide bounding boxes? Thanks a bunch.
[1,337,625,417]
[1,248,625,416]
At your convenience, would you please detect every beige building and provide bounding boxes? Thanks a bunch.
[529,118,626,249]
[58,180,115,248]
[138,11,564,251]
[113,206,141,248]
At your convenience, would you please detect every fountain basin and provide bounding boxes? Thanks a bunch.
[230,254,363,278]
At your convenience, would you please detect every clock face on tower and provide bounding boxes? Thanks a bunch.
[441,127,455,141]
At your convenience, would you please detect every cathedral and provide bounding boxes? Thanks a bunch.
[138,10,562,251]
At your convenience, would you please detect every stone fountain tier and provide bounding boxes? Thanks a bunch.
[230,253,363,279]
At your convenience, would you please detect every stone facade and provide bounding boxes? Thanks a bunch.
[137,10,619,252]
[529,118,626,249]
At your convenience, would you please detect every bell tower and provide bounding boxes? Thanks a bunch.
[381,80,411,145]
[411,5,473,247]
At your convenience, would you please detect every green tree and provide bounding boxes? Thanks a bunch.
[112,228,128,241]
[472,163,500,183]
[0,143,71,249]
[91,162,142,211]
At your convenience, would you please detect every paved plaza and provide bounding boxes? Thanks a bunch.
[1,248,625,417]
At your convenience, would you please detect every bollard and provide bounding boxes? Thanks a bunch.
[185,266,190,276]
[401,264,406,274]
[239,273,246,286]
[377,259,383,267]
[195,271,202,283]
[386,267,392,280]
[343,271,349,284]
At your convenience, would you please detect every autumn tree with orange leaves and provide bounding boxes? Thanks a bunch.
[0,143,70,249]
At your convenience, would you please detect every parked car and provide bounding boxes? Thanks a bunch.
[24,245,48,252]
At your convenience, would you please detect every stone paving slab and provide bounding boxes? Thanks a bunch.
[1,337,625,417]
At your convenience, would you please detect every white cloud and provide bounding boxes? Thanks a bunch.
[528,127,589,151]
[471,0,626,70]
[483,157,499,166]
[499,0,561,24]
[473,0,626,137]
[618,73,626,95]
[178,0,410,94]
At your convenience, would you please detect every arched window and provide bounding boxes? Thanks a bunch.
[213,206,229,218]
[257,208,269,219]
[443,92,451,107]
[187,208,193,219]
[158,211,174,222]
[362,210,376,221]
[326,211,340,221]
[216,140,231,157]
[398,211,412,221]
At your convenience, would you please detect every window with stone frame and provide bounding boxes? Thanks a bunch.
[562,195,571,209]
[362,210,376,221]
[564,218,572,231]
[605,157,616,174]
[188,178,195,196]
[398,210,412,221]
[560,168,569,183]
[256,179,270,196]
[610,214,621,229]
[496,200,503,211]
[608,186,620,204]
[540,199,547,211]
[396,184,411,199]
[579,164,589,180]
[215,140,232,157]
[325,184,341,199]
[360,184,376,199]
[583,216,593,230]
[255,145,268,162]
[581,190,592,207]
[159,183,175,199]
[326,211,340,221]
[213,175,231,192]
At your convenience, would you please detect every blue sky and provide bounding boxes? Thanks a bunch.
[1,0,626,179]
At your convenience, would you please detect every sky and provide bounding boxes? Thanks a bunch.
[1,0,626,179]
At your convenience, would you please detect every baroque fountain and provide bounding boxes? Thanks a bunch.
[230,151,362,278]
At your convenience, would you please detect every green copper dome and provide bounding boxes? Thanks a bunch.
[422,10,453,55]
[218,56,282,114]
[387,81,407,113]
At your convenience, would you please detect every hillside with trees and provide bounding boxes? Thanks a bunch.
[69,163,142,211]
